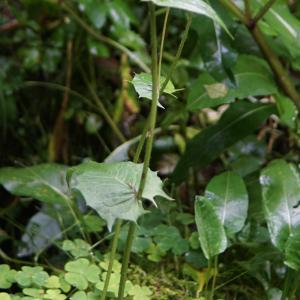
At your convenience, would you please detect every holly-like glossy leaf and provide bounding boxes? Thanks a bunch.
[68,161,172,230]
[195,196,227,259]
[172,101,276,184]
[131,72,177,108]
[205,172,248,235]
[260,160,300,252]
[143,0,229,34]
[0,164,69,205]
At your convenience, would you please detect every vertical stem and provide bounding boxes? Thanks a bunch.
[210,256,218,300]
[160,13,192,94]
[158,8,170,88]
[62,2,150,72]
[253,0,277,24]
[100,118,149,300]
[244,0,251,20]
[117,4,159,299]
[117,222,137,300]
[79,65,126,143]
[219,0,300,112]
[100,219,122,300]
[250,26,300,111]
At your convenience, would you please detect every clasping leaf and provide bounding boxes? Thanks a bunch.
[68,161,172,230]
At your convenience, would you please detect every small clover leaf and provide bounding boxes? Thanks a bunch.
[59,274,71,293]
[72,290,101,300]
[0,265,17,289]
[145,243,166,262]
[99,258,121,273]
[65,272,88,290]
[96,273,131,297]
[72,291,88,300]
[44,289,67,300]
[62,239,91,258]
[44,275,61,289]
[15,266,49,287]
[65,258,101,290]
[83,215,105,233]
[22,288,44,297]
[128,284,153,300]
[152,225,189,255]
[0,293,11,300]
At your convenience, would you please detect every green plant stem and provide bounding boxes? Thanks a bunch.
[24,81,126,142]
[100,120,149,300]
[244,0,251,19]
[118,4,160,300]
[24,81,97,109]
[158,8,170,87]
[0,249,61,273]
[160,13,192,94]
[281,268,299,300]
[61,2,150,72]
[251,26,300,112]
[219,0,300,112]
[210,256,218,300]
[133,118,150,163]
[253,0,277,24]
[100,219,122,300]
[79,66,126,143]
[219,0,248,24]
[117,222,137,300]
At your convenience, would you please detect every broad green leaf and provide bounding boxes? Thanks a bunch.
[260,160,300,252]
[204,83,228,99]
[205,172,248,235]
[172,101,276,184]
[68,161,172,230]
[78,0,107,29]
[187,72,232,111]
[285,227,300,271]
[195,196,227,259]
[143,0,229,34]
[131,72,177,108]
[187,55,277,111]
[253,0,300,59]
[0,164,69,205]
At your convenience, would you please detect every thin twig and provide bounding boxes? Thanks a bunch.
[61,1,150,72]
[160,13,192,94]
[253,0,277,24]
[219,0,300,112]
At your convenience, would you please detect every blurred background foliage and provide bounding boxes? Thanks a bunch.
[1,0,300,299]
